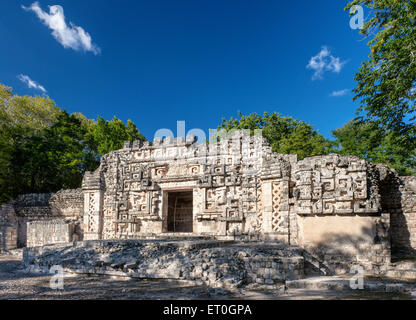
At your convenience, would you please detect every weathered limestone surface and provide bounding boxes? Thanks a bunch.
[298,214,390,274]
[0,190,83,248]
[50,189,84,217]
[0,205,18,252]
[23,240,304,288]
[82,134,270,240]
[13,193,53,247]
[26,220,73,248]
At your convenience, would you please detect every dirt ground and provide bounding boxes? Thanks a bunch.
[0,254,412,300]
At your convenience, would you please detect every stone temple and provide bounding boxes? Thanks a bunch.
[1,133,416,281]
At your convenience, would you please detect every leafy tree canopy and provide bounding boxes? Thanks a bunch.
[332,118,416,175]
[0,84,60,134]
[217,111,334,160]
[0,83,146,203]
[87,116,145,156]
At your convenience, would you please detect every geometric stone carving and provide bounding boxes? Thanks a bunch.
[293,155,381,216]
[80,135,384,240]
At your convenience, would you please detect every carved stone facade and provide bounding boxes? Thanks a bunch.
[80,135,389,241]
[81,134,297,240]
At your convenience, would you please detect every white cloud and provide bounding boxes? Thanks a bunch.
[17,74,47,93]
[330,89,349,97]
[22,2,101,55]
[307,46,346,80]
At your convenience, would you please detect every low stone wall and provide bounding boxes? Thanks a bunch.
[13,193,52,217]
[10,190,84,247]
[26,220,73,248]
[376,167,416,260]
[50,189,84,217]
[297,213,391,275]
[23,240,304,288]
[0,204,17,252]
[391,177,416,259]
[14,190,84,219]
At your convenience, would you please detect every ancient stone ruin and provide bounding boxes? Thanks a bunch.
[2,133,416,283]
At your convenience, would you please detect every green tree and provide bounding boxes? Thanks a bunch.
[9,111,93,195]
[0,83,146,203]
[332,118,416,175]
[0,135,12,203]
[71,112,101,173]
[126,120,144,142]
[217,112,334,160]
[346,1,416,137]
[0,84,61,202]
[0,84,60,132]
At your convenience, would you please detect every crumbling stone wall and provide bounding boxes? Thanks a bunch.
[0,227,17,252]
[14,193,52,247]
[50,189,84,217]
[382,173,416,259]
[287,155,390,274]
[9,190,84,247]
[14,190,84,218]
[398,177,416,257]
[23,240,305,287]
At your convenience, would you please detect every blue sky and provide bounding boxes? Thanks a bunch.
[0,0,370,140]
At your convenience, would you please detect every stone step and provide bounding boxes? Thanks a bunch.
[286,276,350,291]
[385,269,416,280]
[389,261,416,271]
[118,233,217,241]
[24,240,305,288]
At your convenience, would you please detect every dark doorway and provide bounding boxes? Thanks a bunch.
[167,191,193,233]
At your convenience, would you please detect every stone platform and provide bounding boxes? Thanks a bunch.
[23,240,304,288]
